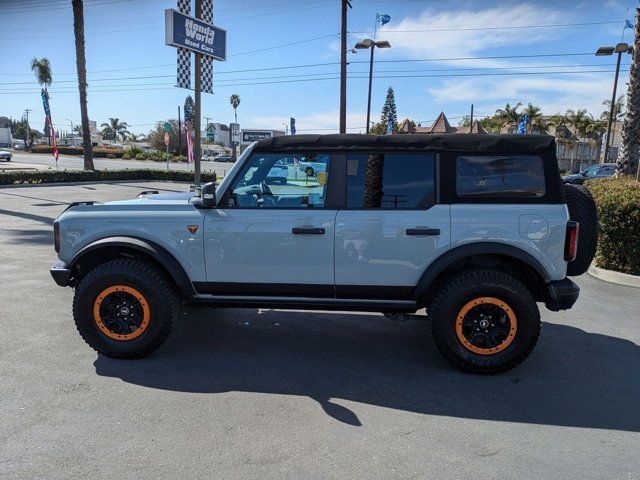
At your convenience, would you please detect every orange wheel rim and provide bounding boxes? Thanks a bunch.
[93,285,150,341]
[455,297,517,355]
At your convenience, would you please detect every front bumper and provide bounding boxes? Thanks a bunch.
[545,278,580,311]
[50,261,72,287]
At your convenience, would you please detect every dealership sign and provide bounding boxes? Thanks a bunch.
[242,131,273,142]
[165,9,226,61]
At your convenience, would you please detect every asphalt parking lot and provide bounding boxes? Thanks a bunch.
[1,181,639,479]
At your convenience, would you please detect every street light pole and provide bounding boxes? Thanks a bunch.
[355,39,391,135]
[596,42,632,162]
[605,50,623,163]
[366,45,375,135]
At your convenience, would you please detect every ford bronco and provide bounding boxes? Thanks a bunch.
[51,134,598,373]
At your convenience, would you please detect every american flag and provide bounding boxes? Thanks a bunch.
[41,89,58,163]
[185,125,194,164]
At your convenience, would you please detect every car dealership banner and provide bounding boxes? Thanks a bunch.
[242,131,273,142]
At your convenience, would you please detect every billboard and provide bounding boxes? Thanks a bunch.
[165,9,227,61]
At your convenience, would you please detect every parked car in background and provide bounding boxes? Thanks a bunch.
[0,149,12,161]
[563,163,615,184]
[217,155,236,162]
[13,143,25,150]
[201,154,216,162]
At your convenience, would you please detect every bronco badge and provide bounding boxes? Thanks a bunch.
[187,225,199,234]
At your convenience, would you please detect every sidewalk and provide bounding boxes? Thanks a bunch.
[0,162,45,172]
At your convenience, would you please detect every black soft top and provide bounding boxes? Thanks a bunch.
[253,133,555,154]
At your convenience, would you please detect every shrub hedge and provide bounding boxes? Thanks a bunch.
[0,169,216,185]
[586,177,640,275]
[30,145,127,158]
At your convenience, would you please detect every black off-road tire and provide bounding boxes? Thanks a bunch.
[430,269,541,374]
[305,167,314,176]
[563,183,598,276]
[73,258,181,359]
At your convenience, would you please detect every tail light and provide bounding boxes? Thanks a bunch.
[53,221,60,253]
[564,221,579,262]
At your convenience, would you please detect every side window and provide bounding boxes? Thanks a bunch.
[601,165,615,175]
[229,152,331,208]
[584,165,600,177]
[346,153,435,209]
[456,155,545,198]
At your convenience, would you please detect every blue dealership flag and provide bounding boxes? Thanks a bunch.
[626,19,634,29]
[290,117,296,135]
[41,89,51,117]
[517,114,529,134]
[378,13,391,25]
[386,117,394,135]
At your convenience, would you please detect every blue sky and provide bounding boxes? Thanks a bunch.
[0,0,637,135]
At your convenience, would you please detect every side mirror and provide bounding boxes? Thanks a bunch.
[193,182,216,208]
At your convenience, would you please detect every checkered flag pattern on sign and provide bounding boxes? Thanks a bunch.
[176,0,191,89]
[200,0,214,94]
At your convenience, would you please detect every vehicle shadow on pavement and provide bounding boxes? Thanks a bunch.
[94,307,640,430]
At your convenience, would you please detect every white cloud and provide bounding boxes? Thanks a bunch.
[376,3,566,68]
[245,110,368,133]
[430,72,630,116]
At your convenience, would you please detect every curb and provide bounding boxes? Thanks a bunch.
[588,263,640,288]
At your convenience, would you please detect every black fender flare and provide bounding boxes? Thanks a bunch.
[413,242,551,300]
[68,236,196,297]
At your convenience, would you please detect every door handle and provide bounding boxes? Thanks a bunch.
[406,228,440,236]
[292,227,325,235]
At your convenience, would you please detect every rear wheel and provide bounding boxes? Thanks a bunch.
[430,269,541,374]
[73,258,180,358]
[305,166,314,176]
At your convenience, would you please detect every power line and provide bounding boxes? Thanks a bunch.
[351,20,622,34]
[0,68,624,95]
[0,63,629,86]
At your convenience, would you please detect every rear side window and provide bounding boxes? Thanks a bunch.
[346,153,435,209]
[456,155,545,198]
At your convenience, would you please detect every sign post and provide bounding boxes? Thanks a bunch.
[165,0,226,185]
[164,132,170,170]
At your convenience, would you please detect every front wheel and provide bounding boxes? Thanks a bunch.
[73,258,181,358]
[430,269,541,374]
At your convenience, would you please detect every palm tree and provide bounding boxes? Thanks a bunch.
[522,103,543,134]
[229,94,241,123]
[31,58,53,146]
[229,93,241,158]
[494,102,522,132]
[73,125,83,135]
[128,132,146,142]
[617,8,640,176]
[30,58,52,90]
[72,0,94,170]
[601,95,625,154]
[100,117,129,143]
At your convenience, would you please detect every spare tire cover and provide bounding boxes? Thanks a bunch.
[563,183,598,276]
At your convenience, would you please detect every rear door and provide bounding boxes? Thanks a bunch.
[334,152,450,299]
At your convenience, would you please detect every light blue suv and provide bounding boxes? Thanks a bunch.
[51,134,597,373]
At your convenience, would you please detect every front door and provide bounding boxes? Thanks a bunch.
[203,151,337,297]
[334,152,450,299]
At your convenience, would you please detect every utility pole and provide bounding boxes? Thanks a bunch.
[339,0,351,134]
[178,106,182,155]
[469,104,474,133]
[194,0,202,185]
[24,109,31,148]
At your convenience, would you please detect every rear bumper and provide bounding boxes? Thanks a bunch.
[545,278,580,311]
[50,261,72,287]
